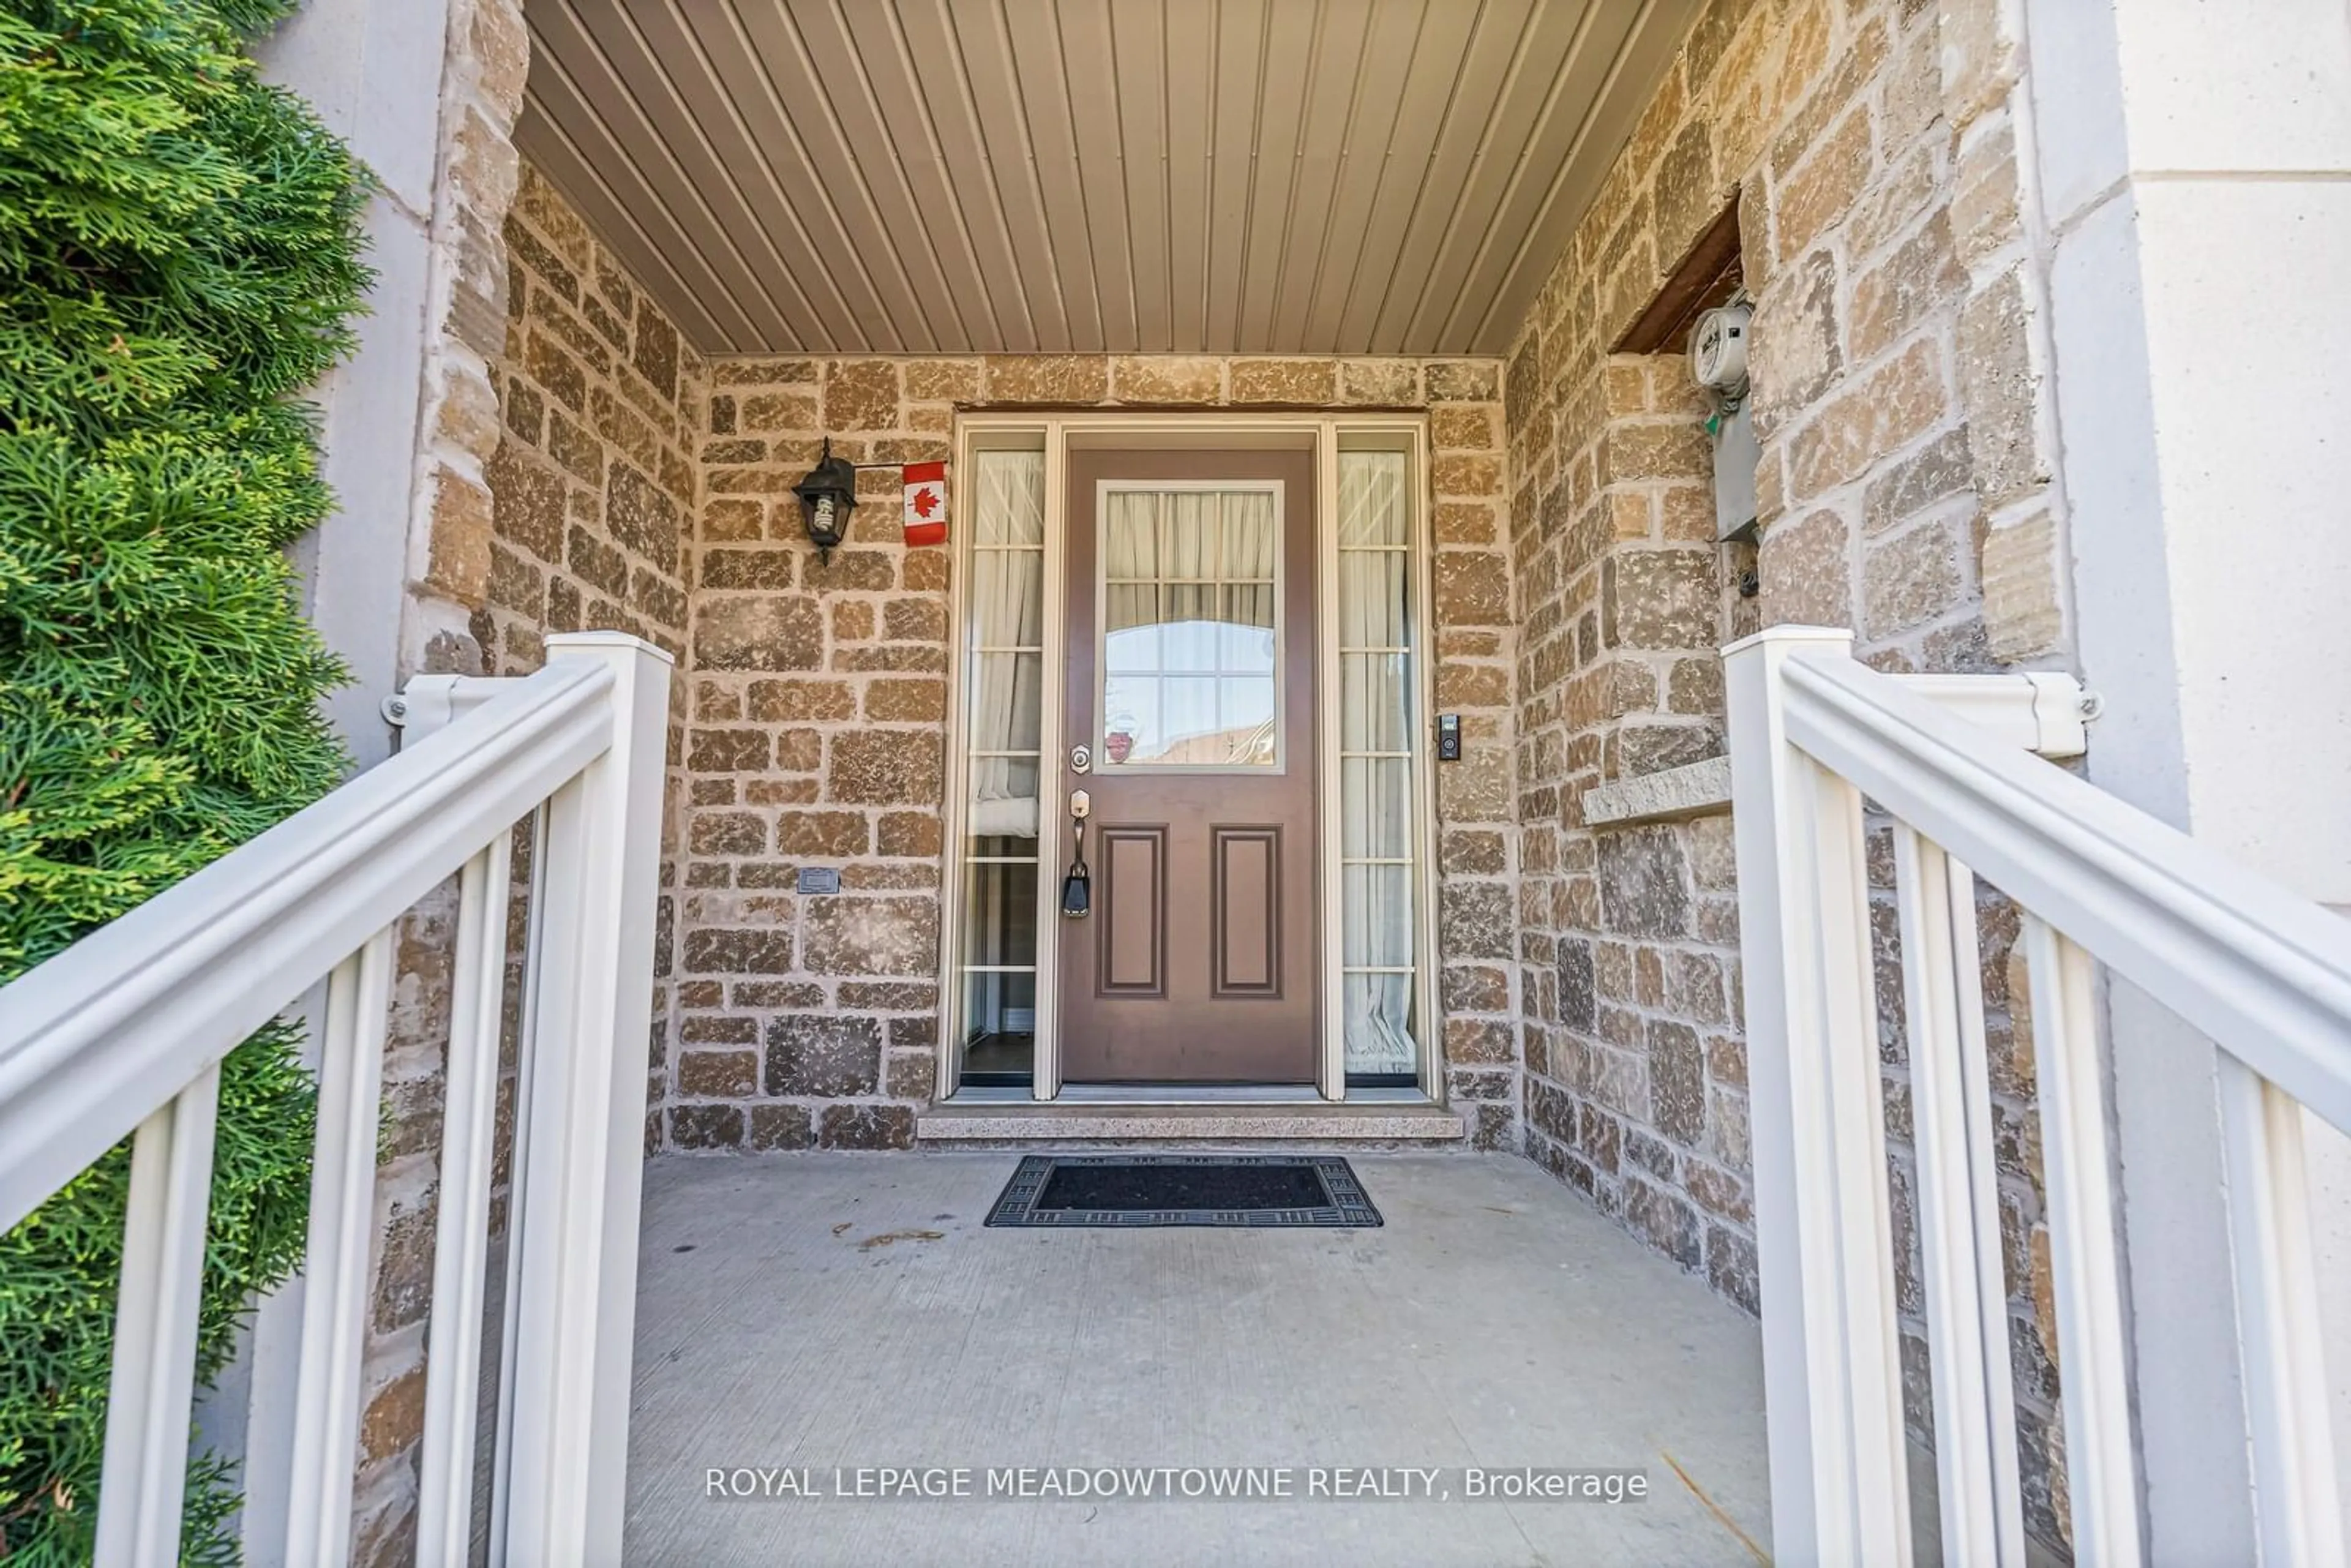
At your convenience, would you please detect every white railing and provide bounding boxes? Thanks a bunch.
[1727,626,2349,1566]
[0,632,671,1568]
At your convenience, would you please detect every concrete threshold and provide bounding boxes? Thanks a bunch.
[915,1100,1467,1146]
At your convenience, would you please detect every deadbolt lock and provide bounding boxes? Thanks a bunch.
[1070,743,1092,775]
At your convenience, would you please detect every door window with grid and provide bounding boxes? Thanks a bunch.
[1098,484,1282,770]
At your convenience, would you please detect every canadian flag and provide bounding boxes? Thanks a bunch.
[902,461,947,547]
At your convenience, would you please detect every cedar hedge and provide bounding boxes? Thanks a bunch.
[1,0,369,1559]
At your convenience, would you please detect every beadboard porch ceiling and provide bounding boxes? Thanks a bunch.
[516,0,1701,358]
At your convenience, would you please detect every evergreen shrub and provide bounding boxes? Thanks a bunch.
[0,0,369,1558]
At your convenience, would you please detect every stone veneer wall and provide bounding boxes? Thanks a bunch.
[351,154,705,1559]
[480,159,705,1138]
[670,354,1521,1153]
[342,0,531,1558]
[1511,340,1753,1291]
[1501,0,2075,1544]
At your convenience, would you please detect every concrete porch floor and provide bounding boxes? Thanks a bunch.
[623,1153,1773,1567]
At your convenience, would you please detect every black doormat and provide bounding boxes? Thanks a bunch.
[984,1155,1382,1228]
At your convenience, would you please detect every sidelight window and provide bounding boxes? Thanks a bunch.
[956,445,1046,1084]
[1333,446,1423,1080]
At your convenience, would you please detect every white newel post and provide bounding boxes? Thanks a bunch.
[494,633,671,1567]
[1723,626,1913,1567]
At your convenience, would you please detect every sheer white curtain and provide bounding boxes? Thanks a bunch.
[1103,488,1276,625]
[1222,492,1277,636]
[967,451,1044,836]
[1338,451,1417,1075]
[1102,489,1160,634]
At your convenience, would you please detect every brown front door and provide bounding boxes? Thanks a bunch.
[1058,449,1318,1084]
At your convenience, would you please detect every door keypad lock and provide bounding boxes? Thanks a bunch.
[1061,789,1093,917]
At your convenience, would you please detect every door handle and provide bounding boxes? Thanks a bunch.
[1061,790,1092,917]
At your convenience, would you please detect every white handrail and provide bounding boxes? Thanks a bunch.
[1777,647,2351,1132]
[0,656,613,1233]
[0,631,670,1567]
[1728,625,2347,1568]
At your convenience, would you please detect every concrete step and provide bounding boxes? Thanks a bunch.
[915,1100,1468,1147]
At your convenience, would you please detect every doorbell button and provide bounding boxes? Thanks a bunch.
[1437,713,1462,762]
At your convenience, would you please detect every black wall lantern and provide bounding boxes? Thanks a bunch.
[793,438,859,561]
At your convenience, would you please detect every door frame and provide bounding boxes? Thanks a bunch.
[937,413,1440,1105]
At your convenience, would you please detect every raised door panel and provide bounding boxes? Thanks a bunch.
[1212,827,1281,997]
[1095,827,1166,997]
